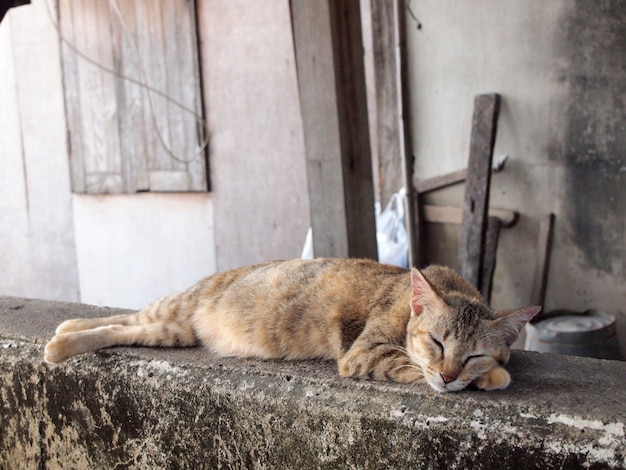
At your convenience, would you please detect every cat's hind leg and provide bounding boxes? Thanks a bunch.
[45,320,198,364]
[55,294,180,334]
[55,314,136,334]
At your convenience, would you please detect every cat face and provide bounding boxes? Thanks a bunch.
[406,268,540,392]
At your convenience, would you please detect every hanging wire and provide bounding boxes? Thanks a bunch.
[406,0,422,30]
[43,0,210,165]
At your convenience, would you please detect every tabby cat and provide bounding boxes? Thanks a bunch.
[45,258,540,393]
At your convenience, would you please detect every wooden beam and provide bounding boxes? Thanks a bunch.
[458,94,501,288]
[290,0,377,259]
[415,168,467,194]
[423,205,518,228]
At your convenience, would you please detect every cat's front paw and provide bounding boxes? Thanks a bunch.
[473,366,511,391]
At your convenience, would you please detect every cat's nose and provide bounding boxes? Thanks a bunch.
[440,372,456,384]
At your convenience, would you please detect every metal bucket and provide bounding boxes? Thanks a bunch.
[525,310,621,360]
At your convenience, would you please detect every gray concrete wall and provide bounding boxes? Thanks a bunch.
[0,1,217,309]
[198,0,311,272]
[406,1,626,345]
[0,0,80,303]
[2,296,625,468]
[0,0,309,307]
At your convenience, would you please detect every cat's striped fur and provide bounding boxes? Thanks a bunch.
[45,258,541,392]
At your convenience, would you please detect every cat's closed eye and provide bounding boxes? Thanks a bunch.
[463,354,487,366]
[429,335,444,355]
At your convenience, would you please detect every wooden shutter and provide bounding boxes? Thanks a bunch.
[59,0,208,193]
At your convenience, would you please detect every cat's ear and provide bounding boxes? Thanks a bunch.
[492,305,542,345]
[410,268,444,316]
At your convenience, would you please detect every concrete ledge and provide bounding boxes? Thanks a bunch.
[1,296,625,469]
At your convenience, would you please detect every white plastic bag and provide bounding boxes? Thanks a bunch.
[301,189,409,267]
[301,227,314,260]
[376,189,408,267]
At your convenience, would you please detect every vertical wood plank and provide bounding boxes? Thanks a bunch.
[480,216,501,303]
[59,0,86,193]
[291,0,378,259]
[60,0,208,193]
[162,0,185,175]
[458,93,501,288]
[328,0,378,258]
[290,0,348,257]
[531,213,556,307]
[174,0,207,191]
[131,0,157,190]
[397,0,422,267]
[97,0,122,183]
[370,0,422,268]
[143,0,171,176]
[111,0,138,193]
[370,0,402,207]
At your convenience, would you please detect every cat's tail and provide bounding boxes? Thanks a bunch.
[44,285,203,364]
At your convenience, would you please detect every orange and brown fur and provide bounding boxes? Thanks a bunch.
[45,258,541,392]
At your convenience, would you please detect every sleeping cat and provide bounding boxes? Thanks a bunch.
[44,258,541,393]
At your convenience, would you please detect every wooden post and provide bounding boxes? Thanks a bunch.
[530,213,556,307]
[290,0,378,259]
[397,0,422,267]
[369,0,421,267]
[480,216,502,303]
[458,94,501,288]
[370,0,402,207]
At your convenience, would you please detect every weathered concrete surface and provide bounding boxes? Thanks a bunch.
[1,296,625,469]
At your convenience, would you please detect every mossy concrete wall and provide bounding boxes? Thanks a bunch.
[1,296,625,469]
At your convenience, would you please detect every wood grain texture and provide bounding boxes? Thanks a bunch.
[370,0,403,207]
[530,213,555,308]
[290,0,348,258]
[365,0,419,264]
[328,0,378,259]
[415,168,468,194]
[458,93,501,288]
[480,216,502,303]
[59,0,207,194]
[291,0,377,259]
[423,205,517,228]
[397,0,421,267]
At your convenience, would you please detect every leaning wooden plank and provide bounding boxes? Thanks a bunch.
[328,0,378,258]
[415,168,468,194]
[458,93,501,288]
[530,213,556,315]
[290,0,348,258]
[415,156,508,195]
[370,0,424,266]
[396,0,422,267]
[290,0,377,259]
[480,216,502,303]
[370,0,403,207]
[423,205,518,228]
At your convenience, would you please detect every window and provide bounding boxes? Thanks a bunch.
[59,0,208,193]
